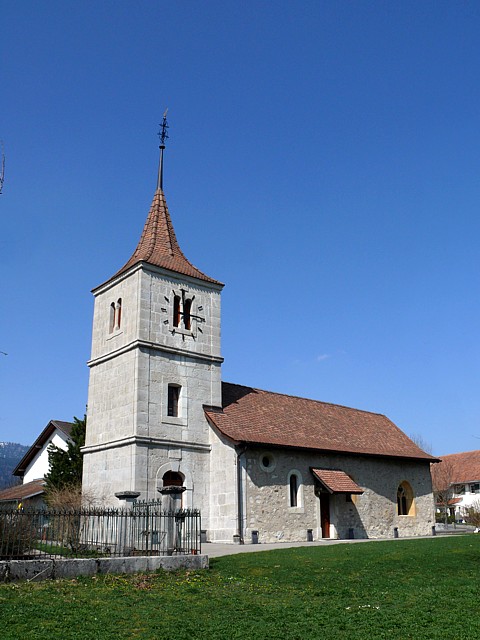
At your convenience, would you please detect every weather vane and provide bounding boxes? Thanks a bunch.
[158,109,169,148]
[156,109,169,191]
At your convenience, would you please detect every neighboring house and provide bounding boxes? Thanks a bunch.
[433,450,480,521]
[0,420,73,507]
[82,137,438,543]
[0,480,46,508]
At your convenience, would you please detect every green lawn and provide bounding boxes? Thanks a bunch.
[1,536,480,639]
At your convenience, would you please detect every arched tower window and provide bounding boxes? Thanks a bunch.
[163,471,184,487]
[109,303,115,333]
[173,295,181,328]
[397,481,415,516]
[183,298,192,330]
[115,298,122,330]
[162,471,185,508]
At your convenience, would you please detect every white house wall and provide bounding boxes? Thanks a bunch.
[23,431,70,484]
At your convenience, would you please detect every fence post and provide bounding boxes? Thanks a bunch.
[158,486,186,555]
[115,491,140,555]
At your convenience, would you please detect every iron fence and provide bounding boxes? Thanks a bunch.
[0,505,201,559]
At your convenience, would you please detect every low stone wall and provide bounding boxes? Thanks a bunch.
[0,554,209,583]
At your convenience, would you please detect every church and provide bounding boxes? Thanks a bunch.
[82,126,436,543]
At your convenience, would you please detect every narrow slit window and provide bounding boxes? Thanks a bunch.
[115,298,122,330]
[173,296,181,328]
[289,473,299,507]
[109,302,115,333]
[183,299,192,330]
[167,384,180,417]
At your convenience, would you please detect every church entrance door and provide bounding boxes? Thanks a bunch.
[320,493,330,538]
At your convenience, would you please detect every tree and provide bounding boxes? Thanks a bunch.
[44,415,86,499]
[431,458,456,526]
[465,498,480,530]
[409,433,433,454]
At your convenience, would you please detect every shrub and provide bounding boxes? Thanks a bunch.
[0,510,36,558]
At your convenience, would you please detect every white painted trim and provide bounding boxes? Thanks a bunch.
[88,339,224,368]
[81,436,211,455]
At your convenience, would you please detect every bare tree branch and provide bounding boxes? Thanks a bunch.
[431,458,457,525]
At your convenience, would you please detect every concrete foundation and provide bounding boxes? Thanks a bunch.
[0,554,208,583]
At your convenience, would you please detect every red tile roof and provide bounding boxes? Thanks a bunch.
[312,469,363,494]
[0,479,45,503]
[435,450,480,484]
[107,189,222,287]
[205,382,436,461]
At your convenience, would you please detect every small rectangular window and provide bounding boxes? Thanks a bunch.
[167,385,180,417]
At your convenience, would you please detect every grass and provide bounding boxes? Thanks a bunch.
[1,536,480,639]
[32,542,104,558]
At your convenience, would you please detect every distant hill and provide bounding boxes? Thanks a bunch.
[0,442,29,489]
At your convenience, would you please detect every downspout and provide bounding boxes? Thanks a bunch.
[236,445,247,544]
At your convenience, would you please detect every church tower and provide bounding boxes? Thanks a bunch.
[82,119,224,517]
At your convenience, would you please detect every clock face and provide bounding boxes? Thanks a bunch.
[161,289,205,339]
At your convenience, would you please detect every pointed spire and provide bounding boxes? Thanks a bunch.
[106,122,222,287]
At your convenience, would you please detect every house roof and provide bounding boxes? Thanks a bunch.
[13,420,74,477]
[102,189,222,288]
[0,479,45,503]
[311,469,363,494]
[435,450,480,484]
[204,382,437,461]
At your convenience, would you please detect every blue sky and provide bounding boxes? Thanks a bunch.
[1,1,480,455]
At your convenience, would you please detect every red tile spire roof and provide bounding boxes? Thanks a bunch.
[110,188,222,285]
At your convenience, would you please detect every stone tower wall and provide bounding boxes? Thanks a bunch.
[83,262,222,509]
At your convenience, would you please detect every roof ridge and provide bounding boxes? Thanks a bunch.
[440,449,480,458]
[222,381,388,418]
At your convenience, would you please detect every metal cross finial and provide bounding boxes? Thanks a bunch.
[158,109,169,149]
[156,109,169,191]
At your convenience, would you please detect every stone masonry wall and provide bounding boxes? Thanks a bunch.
[243,448,434,543]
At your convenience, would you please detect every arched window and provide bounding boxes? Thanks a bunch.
[397,481,415,516]
[109,303,115,333]
[183,298,192,330]
[115,298,122,330]
[289,473,299,507]
[163,471,184,487]
[173,295,181,328]
[162,471,184,508]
